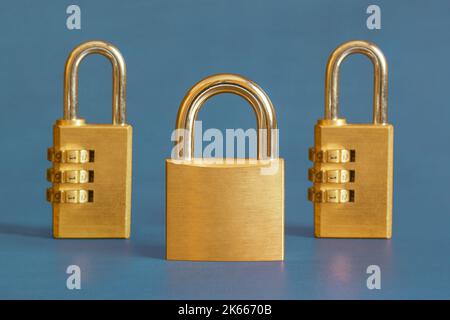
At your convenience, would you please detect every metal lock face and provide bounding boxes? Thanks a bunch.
[166,74,284,261]
[308,41,393,239]
[47,41,132,238]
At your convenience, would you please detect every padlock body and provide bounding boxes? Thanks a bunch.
[166,159,284,261]
[51,122,132,238]
[313,122,393,238]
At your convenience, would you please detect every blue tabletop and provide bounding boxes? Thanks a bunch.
[1,0,449,299]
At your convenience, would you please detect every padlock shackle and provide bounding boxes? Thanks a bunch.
[175,74,278,160]
[325,40,388,124]
[63,40,127,125]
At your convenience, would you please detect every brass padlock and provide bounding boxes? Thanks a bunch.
[166,74,284,261]
[47,41,132,238]
[308,40,393,238]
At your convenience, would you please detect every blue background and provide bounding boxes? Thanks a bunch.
[0,0,449,299]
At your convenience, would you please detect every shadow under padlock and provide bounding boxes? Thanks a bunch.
[166,74,284,261]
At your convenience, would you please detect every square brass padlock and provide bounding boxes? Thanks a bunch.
[47,41,132,238]
[308,41,393,238]
[166,74,284,261]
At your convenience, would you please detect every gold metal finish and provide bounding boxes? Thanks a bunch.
[166,74,284,261]
[325,40,388,124]
[166,159,284,261]
[309,147,353,163]
[310,40,393,239]
[309,168,353,184]
[64,41,127,124]
[308,187,354,204]
[48,147,92,163]
[174,74,277,160]
[47,168,92,184]
[47,41,132,238]
[47,188,93,204]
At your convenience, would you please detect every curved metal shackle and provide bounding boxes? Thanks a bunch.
[63,40,127,125]
[175,74,278,160]
[325,40,388,124]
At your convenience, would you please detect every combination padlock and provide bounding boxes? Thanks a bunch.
[166,74,284,261]
[47,40,132,238]
[308,40,393,238]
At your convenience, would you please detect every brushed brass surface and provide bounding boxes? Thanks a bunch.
[313,123,393,238]
[48,40,132,238]
[52,123,132,238]
[166,159,284,261]
[310,40,393,238]
[167,74,284,261]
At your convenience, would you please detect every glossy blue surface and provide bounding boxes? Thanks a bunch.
[1,0,449,299]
